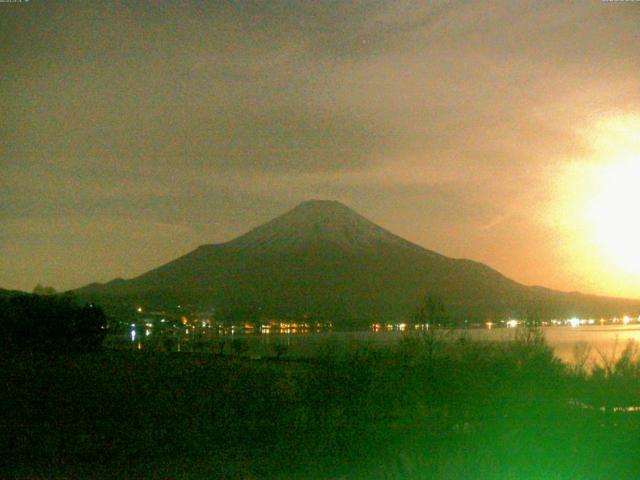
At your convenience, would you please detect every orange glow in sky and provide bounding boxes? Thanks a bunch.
[551,114,640,296]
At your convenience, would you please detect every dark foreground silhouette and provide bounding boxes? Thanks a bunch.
[0,293,106,353]
[2,328,640,479]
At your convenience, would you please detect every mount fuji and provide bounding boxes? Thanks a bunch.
[76,200,640,324]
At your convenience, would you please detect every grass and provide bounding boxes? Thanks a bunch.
[2,328,640,479]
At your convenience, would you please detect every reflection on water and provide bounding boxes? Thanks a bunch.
[540,325,640,367]
[114,323,640,368]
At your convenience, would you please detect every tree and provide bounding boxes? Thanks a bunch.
[414,294,448,326]
[272,343,288,359]
[0,293,107,353]
[32,284,57,296]
[231,338,249,357]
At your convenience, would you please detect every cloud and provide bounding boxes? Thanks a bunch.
[2,0,640,295]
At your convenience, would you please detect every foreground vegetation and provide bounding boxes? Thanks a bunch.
[0,293,106,353]
[2,328,640,479]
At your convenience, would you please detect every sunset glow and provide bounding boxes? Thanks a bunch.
[587,157,640,273]
[584,116,640,274]
[550,115,640,291]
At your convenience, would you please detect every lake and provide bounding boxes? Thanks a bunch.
[126,324,640,368]
[245,325,640,367]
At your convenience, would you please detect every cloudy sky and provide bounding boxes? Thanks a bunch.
[2,0,640,297]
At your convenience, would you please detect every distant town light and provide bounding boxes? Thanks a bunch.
[569,318,580,328]
[137,307,142,313]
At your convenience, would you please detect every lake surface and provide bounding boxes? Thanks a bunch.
[211,325,640,367]
[537,325,640,366]
[125,324,640,368]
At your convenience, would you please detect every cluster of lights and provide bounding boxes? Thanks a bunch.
[130,303,640,345]
[367,316,640,333]
[371,323,418,332]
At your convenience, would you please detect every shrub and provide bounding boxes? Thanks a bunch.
[0,293,107,353]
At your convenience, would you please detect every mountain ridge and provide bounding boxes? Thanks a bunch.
[76,200,640,324]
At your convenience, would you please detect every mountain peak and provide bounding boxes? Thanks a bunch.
[227,199,422,252]
[283,199,362,223]
[292,199,352,212]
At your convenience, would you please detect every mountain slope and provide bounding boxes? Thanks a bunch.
[76,200,640,324]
